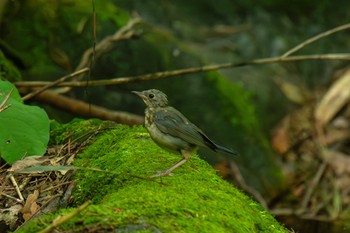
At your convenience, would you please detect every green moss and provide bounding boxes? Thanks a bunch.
[17,120,287,232]
[0,50,22,82]
[49,118,110,145]
[2,1,130,80]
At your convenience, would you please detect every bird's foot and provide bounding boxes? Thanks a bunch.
[150,158,188,178]
[150,170,174,179]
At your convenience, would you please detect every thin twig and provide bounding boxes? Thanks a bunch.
[9,174,24,202]
[41,181,73,193]
[38,200,92,233]
[299,214,336,222]
[53,16,144,95]
[22,68,89,101]
[0,190,23,203]
[57,126,105,156]
[229,161,268,209]
[83,0,97,116]
[282,23,350,57]
[75,16,143,73]
[0,88,13,112]
[270,208,335,223]
[301,162,327,210]
[14,53,350,88]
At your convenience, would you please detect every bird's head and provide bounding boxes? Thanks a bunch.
[132,89,168,107]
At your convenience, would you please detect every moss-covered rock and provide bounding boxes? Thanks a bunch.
[17,119,287,232]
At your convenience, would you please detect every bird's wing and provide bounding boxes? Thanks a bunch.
[154,107,238,155]
[153,107,209,148]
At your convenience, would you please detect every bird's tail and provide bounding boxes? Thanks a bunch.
[200,132,238,156]
[214,144,239,156]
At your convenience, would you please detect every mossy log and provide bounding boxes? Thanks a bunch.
[17,120,288,233]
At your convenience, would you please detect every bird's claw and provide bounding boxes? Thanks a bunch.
[150,170,174,178]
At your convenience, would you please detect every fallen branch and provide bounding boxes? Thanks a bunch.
[18,89,144,125]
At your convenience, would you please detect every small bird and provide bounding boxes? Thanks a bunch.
[133,89,238,178]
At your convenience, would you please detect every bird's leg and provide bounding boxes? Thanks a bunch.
[150,150,191,178]
[150,158,188,178]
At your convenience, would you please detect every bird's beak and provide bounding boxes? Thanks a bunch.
[132,91,146,101]
[132,91,142,97]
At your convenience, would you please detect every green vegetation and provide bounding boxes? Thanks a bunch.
[0,0,287,195]
[3,1,349,231]
[0,80,49,164]
[18,119,287,232]
[0,50,22,82]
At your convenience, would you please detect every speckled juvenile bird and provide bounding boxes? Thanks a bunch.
[133,89,238,178]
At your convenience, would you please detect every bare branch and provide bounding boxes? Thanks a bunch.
[14,53,350,88]
[22,68,90,101]
[55,16,144,94]
[75,16,143,72]
[282,23,350,57]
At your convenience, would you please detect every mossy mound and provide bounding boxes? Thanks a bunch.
[17,119,287,233]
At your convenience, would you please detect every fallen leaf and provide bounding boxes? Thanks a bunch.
[271,105,313,154]
[8,156,49,172]
[315,68,350,128]
[0,204,22,230]
[15,165,77,175]
[320,128,350,145]
[271,116,290,154]
[326,150,350,175]
[20,190,40,221]
[274,78,311,105]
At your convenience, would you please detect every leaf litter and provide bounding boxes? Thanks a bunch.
[0,131,96,232]
[270,67,350,221]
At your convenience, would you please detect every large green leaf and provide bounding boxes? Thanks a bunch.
[0,80,49,164]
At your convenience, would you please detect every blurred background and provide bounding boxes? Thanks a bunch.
[1,1,350,232]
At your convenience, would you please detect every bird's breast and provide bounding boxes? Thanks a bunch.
[144,108,153,128]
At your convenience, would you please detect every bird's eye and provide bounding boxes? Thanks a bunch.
[149,94,154,99]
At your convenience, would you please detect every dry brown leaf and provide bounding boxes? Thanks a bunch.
[332,116,349,129]
[0,204,22,230]
[326,150,350,175]
[337,175,350,193]
[320,128,350,145]
[315,68,350,128]
[274,78,311,104]
[48,44,72,71]
[271,105,313,154]
[50,156,65,166]
[20,190,40,221]
[271,116,290,154]
[214,161,231,178]
[8,156,49,172]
